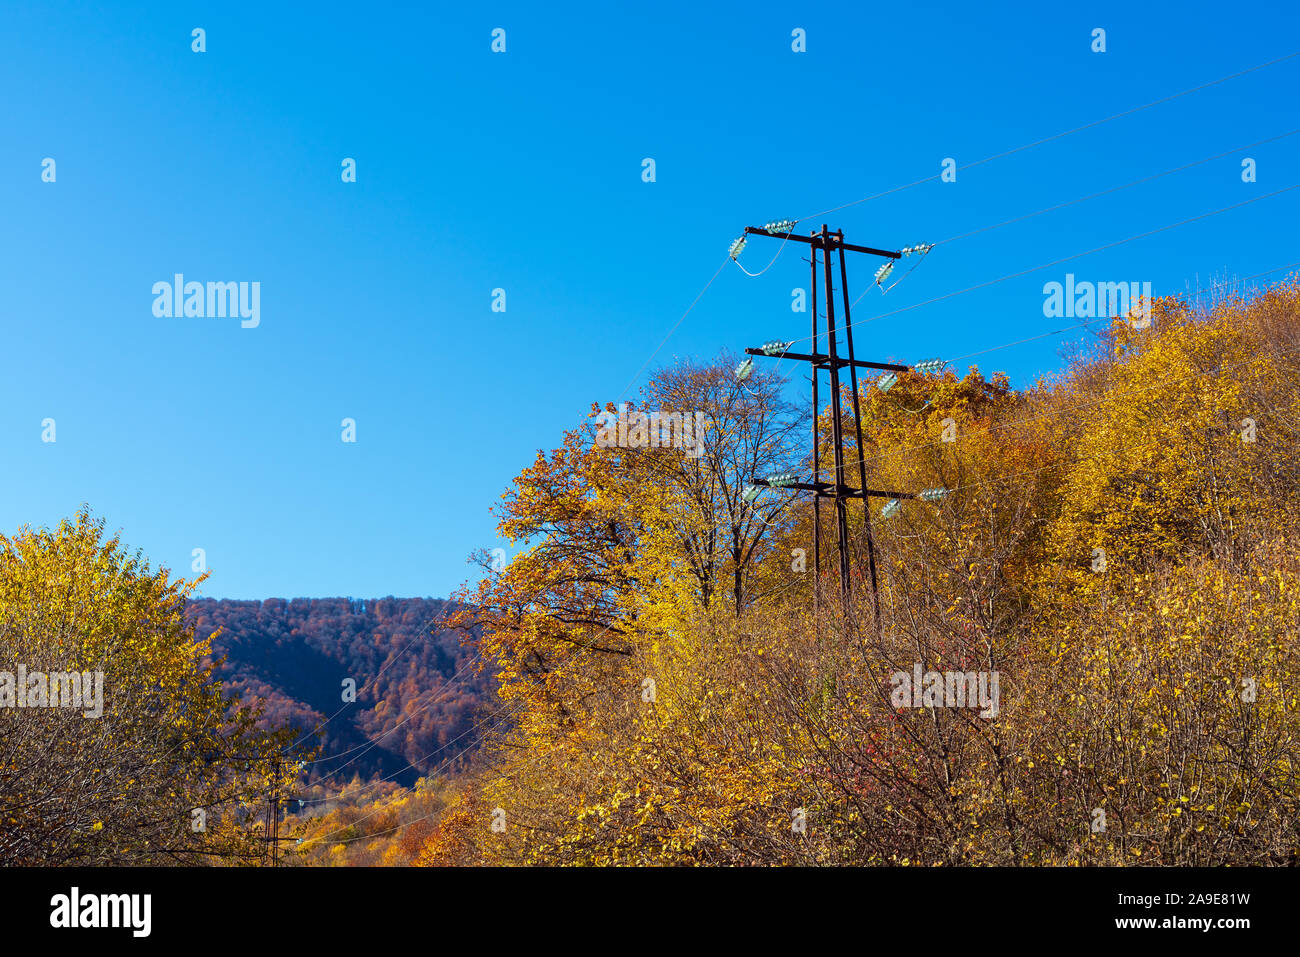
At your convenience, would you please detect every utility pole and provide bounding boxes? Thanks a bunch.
[263,754,309,866]
[742,224,919,636]
[222,752,304,866]
[268,753,280,867]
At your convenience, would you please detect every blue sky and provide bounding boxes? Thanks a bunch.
[2,0,1297,600]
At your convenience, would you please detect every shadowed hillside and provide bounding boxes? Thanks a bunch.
[187,597,493,786]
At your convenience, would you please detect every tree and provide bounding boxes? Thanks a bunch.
[450,355,803,720]
[0,510,298,865]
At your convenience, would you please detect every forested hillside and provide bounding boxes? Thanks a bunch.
[187,598,492,786]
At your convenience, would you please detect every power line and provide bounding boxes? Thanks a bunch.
[815,331,1300,493]
[298,703,527,846]
[281,601,456,753]
[299,614,637,843]
[947,261,1300,364]
[840,183,1300,328]
[618,255,731,399]
[731,230,796,277]
[931,128,1300,247]
[755,185,1299,362]
[728,132,1300,375]
[304,649,486,774]
[795,49,1300,224]
[296,697,525,812]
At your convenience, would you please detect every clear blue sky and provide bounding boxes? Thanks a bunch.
[2,0,1297,599]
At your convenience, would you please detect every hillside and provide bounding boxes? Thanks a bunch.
[186,597,494,786]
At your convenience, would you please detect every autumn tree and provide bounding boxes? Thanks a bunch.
[450,356,803,717]
[0,510,299,865]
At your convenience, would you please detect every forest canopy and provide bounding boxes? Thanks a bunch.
[7,281,1300,868]
[423,280,1300,866]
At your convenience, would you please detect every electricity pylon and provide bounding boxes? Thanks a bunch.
[742,224,919,635]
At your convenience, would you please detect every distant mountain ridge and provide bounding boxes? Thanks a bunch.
[186,597,494,786]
